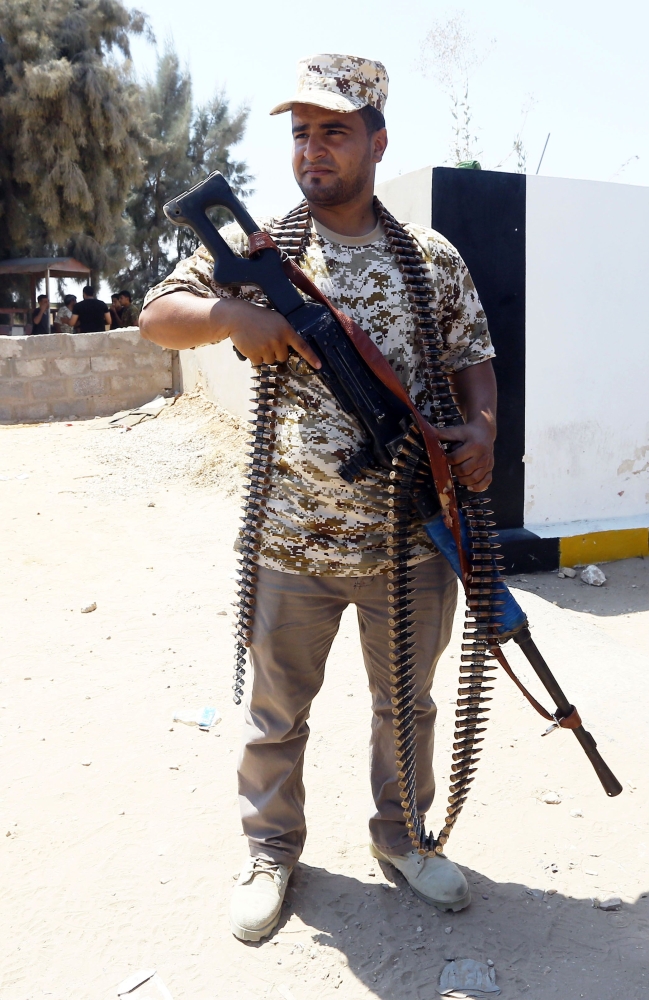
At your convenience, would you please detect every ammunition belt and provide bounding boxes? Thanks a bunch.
[233,199,503,856]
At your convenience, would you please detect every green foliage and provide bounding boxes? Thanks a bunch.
[115,47,251,300]
[0,0,149,268]
[0,5,251,304]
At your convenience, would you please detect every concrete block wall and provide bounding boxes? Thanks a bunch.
[0,329,177,423]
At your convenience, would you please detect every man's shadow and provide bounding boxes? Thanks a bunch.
[265,862,649,998]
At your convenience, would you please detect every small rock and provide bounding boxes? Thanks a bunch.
[584,869,599,876]
[81,602,97,614]
[597,897,622,911]
[416,925,422,932]
[444,953,454,961]
[217,610,227,616]
[482,894,489,899]
[444,926,453,934]
[562,566,577,578]
[487,959,494,967]
[541,791,562,804]
[557,571,565,579]
[570,808,584,818]
[148,502,155,507]
[581,564,606,587]
[546,888,557,895]
[81,760,92,766]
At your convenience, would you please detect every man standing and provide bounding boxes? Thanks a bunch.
[70,285,111,333]
[117,290,140,328]
[31,294,49,334]
[109,293,123,329]
[140,54,497,941]
[55,294,77,333]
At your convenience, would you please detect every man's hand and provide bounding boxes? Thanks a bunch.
[227,301,321,368]
[439,360,498,492]
[436,419,495,492]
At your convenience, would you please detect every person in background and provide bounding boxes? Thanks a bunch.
[69,285,111,333]
[118,290,140,328]
[109,293,123,330]
[55,294,77,333]
[31,294,50,335]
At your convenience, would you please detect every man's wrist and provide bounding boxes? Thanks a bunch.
[466,411,497,441]
[218,297,257,342]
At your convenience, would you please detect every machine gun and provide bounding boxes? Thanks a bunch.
[163,171,621,853]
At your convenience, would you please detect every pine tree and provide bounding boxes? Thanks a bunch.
[116,47,252,300]
[0,0,149,268]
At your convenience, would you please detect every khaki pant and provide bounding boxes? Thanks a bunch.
[238,556,457,866]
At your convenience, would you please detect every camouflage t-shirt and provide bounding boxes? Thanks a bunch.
[143,216,494,576]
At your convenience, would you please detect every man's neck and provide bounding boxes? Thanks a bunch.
[307,193,377,238]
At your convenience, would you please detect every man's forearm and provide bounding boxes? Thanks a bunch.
[140,291,321,368]
[139,291,234,350]
[451,360,497,436]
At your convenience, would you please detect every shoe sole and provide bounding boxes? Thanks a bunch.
[230,907,282,942]
[370,843,471,913]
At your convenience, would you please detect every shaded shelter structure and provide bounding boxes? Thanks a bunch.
[0,257,91,334]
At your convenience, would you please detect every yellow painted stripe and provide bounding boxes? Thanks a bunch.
[560,528,649,567]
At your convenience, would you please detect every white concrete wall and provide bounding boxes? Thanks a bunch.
[376,166,433,227]
[178,339,252,421]
[524,175,649,537]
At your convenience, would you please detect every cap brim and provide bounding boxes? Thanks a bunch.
[270,91,362,115]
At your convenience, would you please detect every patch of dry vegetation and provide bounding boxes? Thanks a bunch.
[176,389,249,494]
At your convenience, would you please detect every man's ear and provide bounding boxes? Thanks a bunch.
[372,127,388,164]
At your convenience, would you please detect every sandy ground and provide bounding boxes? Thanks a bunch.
[1,393,648,1000]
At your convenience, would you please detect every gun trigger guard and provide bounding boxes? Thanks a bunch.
[287,351,315,378]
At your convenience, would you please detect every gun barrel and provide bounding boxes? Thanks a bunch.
[513,627,623,797]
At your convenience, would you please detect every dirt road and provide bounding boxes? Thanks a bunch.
[1,395,647,1000]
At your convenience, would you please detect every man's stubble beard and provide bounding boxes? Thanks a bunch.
[297,152,373,207]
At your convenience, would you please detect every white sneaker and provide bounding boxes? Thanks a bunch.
[371,843,471,912]
[230,856,292,941]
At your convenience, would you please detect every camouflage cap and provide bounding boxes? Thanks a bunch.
[270,53,388,116]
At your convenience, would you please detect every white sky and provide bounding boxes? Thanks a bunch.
[128,0,648,220]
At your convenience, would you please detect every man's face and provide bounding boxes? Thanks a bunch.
[292,104,387,207]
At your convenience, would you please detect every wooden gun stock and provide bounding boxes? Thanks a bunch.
[513,627,623,797]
